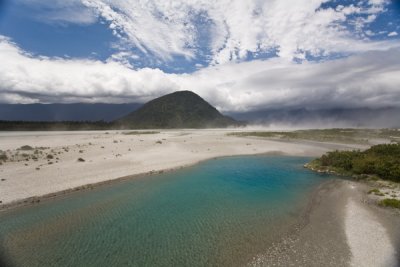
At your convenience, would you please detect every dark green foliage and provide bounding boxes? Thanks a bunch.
[0,120,112,131]
[123,131,160,135]
[379,198,400,209]
[116,91,242,129]
[320,150,362,171]
[311,143,400,182]
[0,152,7,161]
[18,145,34,150]
[367,189,385,196]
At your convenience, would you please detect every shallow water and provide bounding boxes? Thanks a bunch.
[0,156,332,267]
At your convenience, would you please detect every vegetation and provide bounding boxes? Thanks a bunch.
[228,128,400,144]
[123,131,160,135]
[367,189,385,196]
[0,151,7,161]
[18,145,34,150]
[379,198,400,209]
[0,120,112,131]
[116,91,242,129]
[307,143,400,182]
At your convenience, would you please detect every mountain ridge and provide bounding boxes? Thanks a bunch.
[116,91,241,128]
[0,103,141,122]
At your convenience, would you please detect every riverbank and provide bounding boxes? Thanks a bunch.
[0,131,398,266]
[252,179,399,267]
[0,129,364,209]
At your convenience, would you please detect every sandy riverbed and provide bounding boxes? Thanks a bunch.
[0,129,398,266]
[0,129,365,206]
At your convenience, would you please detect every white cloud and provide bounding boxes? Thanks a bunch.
[0,36,177,104]
[1,36,400,112]
[80,0,390,63]
[16,0,98,25]
[14,0,394,64]
[388,31,398,37]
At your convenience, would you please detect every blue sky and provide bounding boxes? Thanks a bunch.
[0,0,399,111]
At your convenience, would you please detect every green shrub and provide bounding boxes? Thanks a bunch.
[0,152,8,161]
[379,198,400,209]
[123,131,159,135]
[368,189,380,194]
[310,144,400,182]
[19,145,33,150]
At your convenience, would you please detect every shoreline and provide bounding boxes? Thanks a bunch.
[253,178,399,266]
[0,129,361,209]
[0,152,287,212]
[1,131,399,265]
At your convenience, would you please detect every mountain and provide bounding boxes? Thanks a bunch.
[116,91,240,128]
[0,103,141,122]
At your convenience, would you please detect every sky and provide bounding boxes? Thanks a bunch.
[0,0,400,112]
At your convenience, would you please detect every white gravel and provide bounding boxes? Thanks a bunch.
[345,198,397,267]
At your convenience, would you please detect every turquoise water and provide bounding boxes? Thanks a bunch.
[0,156,331,267]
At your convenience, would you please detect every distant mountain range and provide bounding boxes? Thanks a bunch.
[116,91,240,128]
[0,91,241,130]
[1,94,399,129]
[0,103,141,122]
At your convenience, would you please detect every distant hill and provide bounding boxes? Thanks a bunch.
[0,103,141,122]
[116,91,241,128]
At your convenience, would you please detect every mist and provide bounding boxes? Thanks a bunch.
[228,107,400,130]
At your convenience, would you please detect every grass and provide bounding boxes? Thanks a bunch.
[368,188,380,194]
[123,131,160,135]
[379,198,400,209]
[368,189,385,196]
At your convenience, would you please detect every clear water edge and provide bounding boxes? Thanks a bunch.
[0,155,334,267]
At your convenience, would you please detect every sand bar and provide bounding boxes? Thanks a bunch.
[0,129,365,207]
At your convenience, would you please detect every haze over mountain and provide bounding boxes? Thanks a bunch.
[228,108,400,129]
[1,101,400,129]
[0,103,141,122]
[116,91,239,128]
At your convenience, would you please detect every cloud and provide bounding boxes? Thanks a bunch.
[1,35,400,112]
[388,31,398,37]
[0,36,177,104]
[81,0,392,63]
[15,0,98,25]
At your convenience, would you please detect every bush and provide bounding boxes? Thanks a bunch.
[379,198,400,209]
[19,145,33,151]
[0,152,7,161]
[368,189,381,194]
[311,144,400,182]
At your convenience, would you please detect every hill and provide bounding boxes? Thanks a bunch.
[115,91,241,128]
